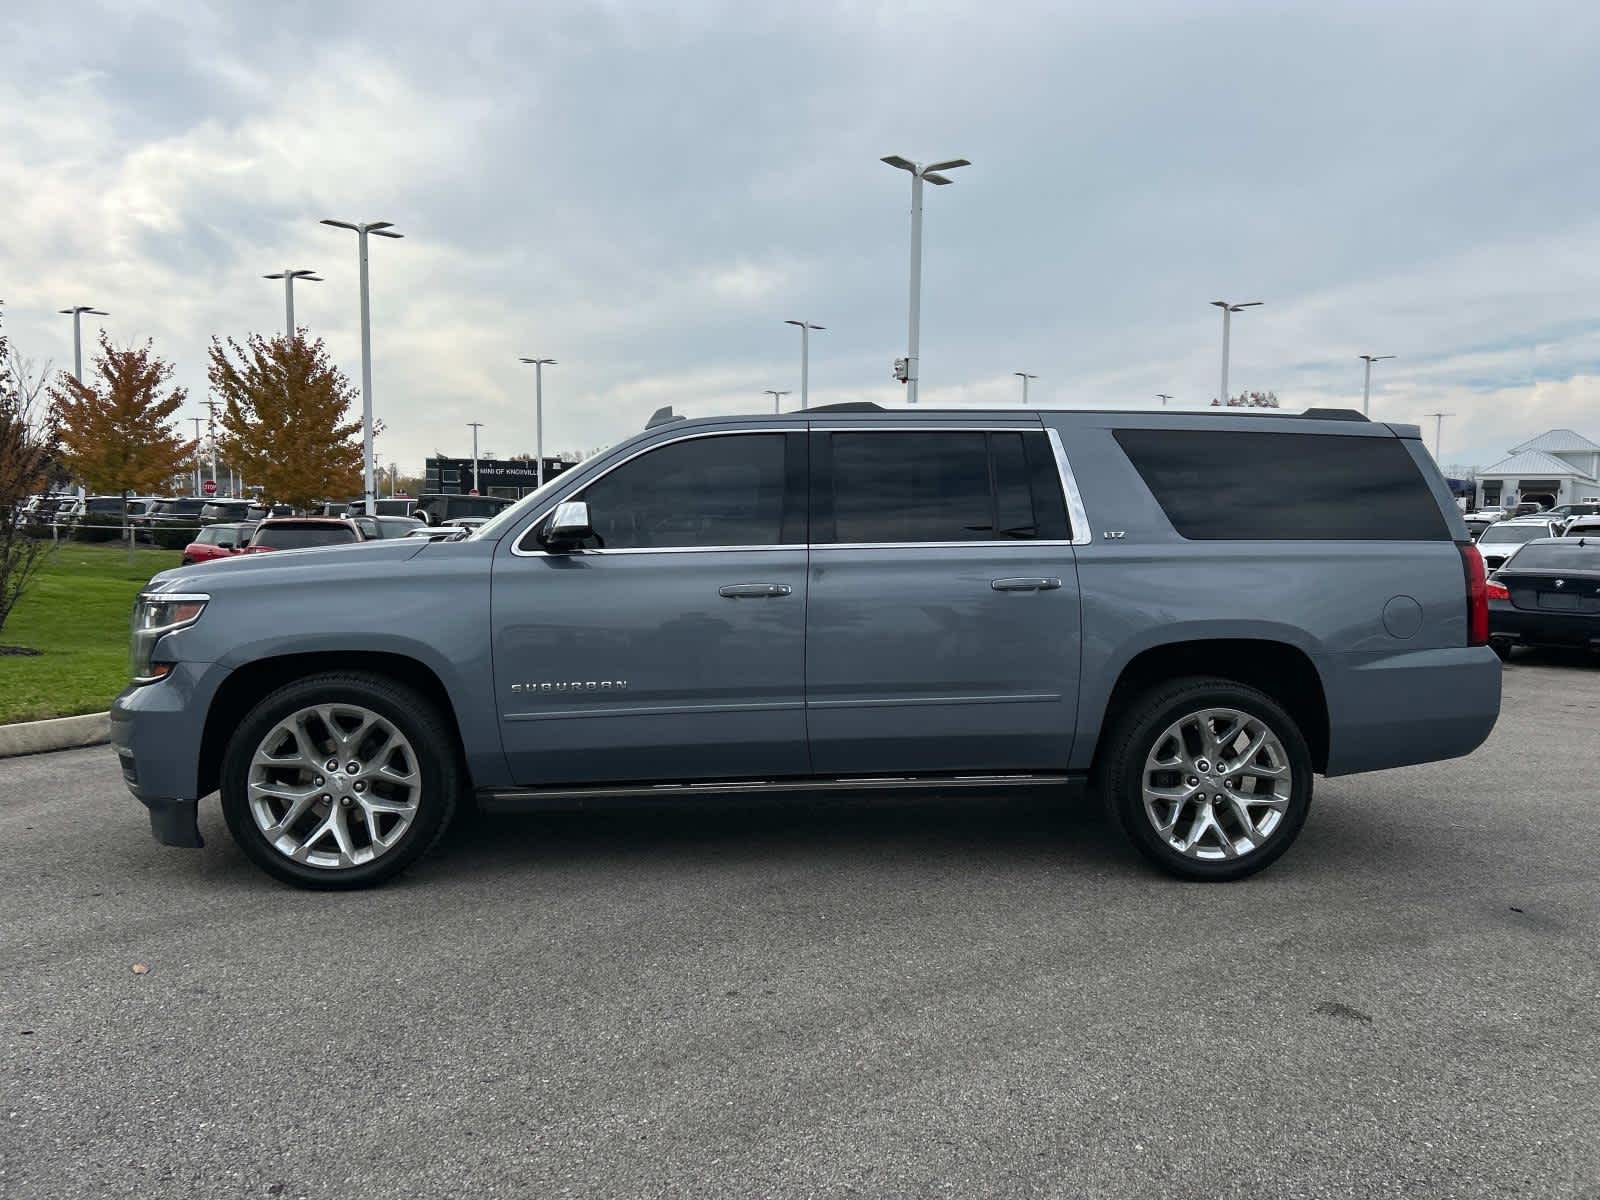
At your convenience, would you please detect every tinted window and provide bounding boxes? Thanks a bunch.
[86,498,124,513]
[1509,544,1600,570]
[818,431,1068,544]
[1114,430,1450,541]
[153,499,207,517]
[575,433,790,550]
[1478,524,1552,545]
[252,525,359,549]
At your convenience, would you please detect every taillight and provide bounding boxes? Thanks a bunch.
[1460,541,1488,646]
[1485,580,1510,602]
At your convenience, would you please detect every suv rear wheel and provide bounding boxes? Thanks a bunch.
[219,672,459,889]
[1099,676,1312,881]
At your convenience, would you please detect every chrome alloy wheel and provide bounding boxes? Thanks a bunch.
[1141,706,1293,862]
[247,704,421,870]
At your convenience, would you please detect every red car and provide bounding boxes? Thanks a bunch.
[180,522,254,566]
[241,517,367,554]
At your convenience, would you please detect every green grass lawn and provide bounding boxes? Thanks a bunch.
[0,543,182,724]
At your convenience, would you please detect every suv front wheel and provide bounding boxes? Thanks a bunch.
[1099,677,1313,881]
[220,672,460,889]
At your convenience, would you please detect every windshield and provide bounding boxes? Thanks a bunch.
[154,499,208,517]
[1478,525,1550,545]
[466,450,608,541]
[252,525,358,549]
[1509,543,1600,570]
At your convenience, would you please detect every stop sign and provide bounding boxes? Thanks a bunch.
[202,479,217,496]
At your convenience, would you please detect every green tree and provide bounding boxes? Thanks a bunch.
[208,333,363,509]
[0,309,57,634]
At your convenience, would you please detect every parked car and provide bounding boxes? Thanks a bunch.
[1487,537,1600,659]
[67,495,141,542]
[181,523,251,566]
[403,525,470,541]
[411,492,513,526]
[241,518,366,554]
[1473,506,1508,522]
[113,403,1501,889]
[137,497,212,548]
[350,514,426,540]
[1475,519,1562,571]
[198,499,267,526]
[1464,515,1496,541]
[1562,517,1600,539]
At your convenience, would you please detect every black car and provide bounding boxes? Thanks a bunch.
[1487,537,1600,660]
[136,497,211,547]
[198,499,267,525]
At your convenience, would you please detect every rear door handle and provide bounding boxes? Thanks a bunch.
[719,583,793,598]
[991,577,1062,592]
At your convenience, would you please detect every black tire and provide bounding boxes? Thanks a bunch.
[1491,640,1514,662]
[220,672,460,889]
[1097,676,1313,882]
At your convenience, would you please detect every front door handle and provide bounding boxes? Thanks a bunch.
[719,583,793,598]
[991,576,1062,592]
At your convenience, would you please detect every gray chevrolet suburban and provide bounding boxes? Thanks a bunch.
[112,404,1502,888]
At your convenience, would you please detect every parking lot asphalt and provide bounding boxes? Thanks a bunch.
[3,655,1598,1200]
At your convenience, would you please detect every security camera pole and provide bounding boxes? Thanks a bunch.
[1210,300,1262,405]
[58,305,109,383]
[763,389,791,414]
[881,155,971,404]
[518,358,557,487]
[784,320,825,408]
[1013,372,1037,405]
[263,269,323,339]
[321,219,404,516]
[1359,354,1396,416]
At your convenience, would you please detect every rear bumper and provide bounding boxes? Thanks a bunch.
[1322,645,1502,777]
[1490,603,1600,650]
[109,660,231,848]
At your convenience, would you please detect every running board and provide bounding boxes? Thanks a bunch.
[478,773,1082,812]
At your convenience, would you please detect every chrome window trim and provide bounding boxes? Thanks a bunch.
[510,421,1090,557]
[1045,427,1093,546]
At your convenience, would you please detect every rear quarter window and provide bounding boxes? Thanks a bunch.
[1113,429,1450,541]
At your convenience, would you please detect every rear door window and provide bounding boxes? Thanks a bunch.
[1114,429,1450,541]
[814,430,1068,544]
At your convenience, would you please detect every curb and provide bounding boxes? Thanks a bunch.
[0,712,111,760]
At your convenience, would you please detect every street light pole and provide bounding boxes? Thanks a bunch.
[468,422,484,493]
[763,389,791,414]
[1425,411,1454,463]
[322,219,403,516]
[1156,393,1173,406]
[263,269,323,339]
[1359,354,1396,416]
[518,358,557,487]
[58,305,108,383]
[1013,372,1037,405]
[881,155,970,404]
[189,417,204,495]
[1210,300,1263,404]
[783,320,825,408]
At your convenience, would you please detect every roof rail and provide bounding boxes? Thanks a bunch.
[645,405,687,430]
[804,401,884,413]
[1300,408,1368,422]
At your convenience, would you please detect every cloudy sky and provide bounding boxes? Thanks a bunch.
[5,0,1600,475]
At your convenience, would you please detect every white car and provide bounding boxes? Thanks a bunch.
[1475,518,1562,570]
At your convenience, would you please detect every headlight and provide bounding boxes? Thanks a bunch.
[130,592,208,684]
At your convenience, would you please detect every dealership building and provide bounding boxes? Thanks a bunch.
[1475,429,1600,509]
[423,455,574,499]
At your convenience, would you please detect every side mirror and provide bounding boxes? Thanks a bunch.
[543,500,592,550]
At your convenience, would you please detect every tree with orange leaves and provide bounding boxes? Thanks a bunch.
[49,334,195,502]
[208,333,363,509]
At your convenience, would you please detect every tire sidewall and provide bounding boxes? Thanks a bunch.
[1110,680,1313,882]
[220,675,455,889]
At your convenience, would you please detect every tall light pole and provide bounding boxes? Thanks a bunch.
[1359,354,1396,416]
[1210,300,1262,405]
[784,320,825,408]
[322,218,404,516]
[1156,393,1173,407]
[518,357,557,486]
[1425,411,1454,463]
[263,269,322,339]
[1013,372,1037,405]
[188,417,204,495]
[881,154,971,404]
[58,305,108,383]
[467,422,485,494]
[763,389,791,413]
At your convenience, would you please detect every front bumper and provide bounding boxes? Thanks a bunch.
[109,660,231,848]
[1490,602,1600,650]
